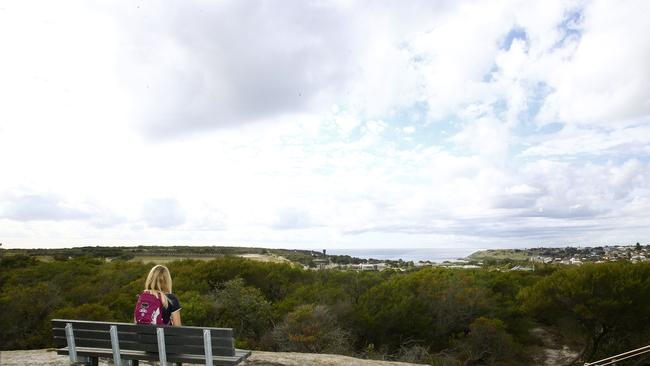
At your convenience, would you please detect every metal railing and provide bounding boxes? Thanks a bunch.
[584,344,650,366]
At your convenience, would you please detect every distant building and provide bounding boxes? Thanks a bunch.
[415,261,434,267]
[509,265,534,271]
[375,263,389,271]
[313,258,329,270]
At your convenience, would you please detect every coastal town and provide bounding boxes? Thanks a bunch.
[309,244,650,271]
[472,244,650,265]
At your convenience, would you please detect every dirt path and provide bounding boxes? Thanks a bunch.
[530,327,580,366]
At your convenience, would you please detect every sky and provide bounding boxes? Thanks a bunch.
[1,0,649,250]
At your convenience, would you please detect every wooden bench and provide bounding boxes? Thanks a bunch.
[52,319,251,366]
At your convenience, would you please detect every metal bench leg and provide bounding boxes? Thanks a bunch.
[73,356,95,366]
[81,356,98,366]
[107,359,134,366]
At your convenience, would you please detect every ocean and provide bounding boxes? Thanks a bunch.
[326,247,483,263]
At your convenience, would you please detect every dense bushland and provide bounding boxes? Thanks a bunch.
[1,254,649,365]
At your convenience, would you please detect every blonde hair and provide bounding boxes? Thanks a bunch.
[144,265,172,308]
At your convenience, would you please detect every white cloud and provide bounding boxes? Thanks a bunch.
[333,114,361,136]
[105,1,368,138]
[538,0,650,127]
[522,122,650,157]
[0,193,90,222]
[363,120,387,135]
[449,117,511,162]
[402,126,416,134]
[142,199,186,229]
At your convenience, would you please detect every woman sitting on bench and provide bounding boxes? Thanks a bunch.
[134,264,182,326]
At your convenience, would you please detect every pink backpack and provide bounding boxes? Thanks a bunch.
[134,292,164,325]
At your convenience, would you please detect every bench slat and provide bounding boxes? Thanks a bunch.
[52,319,233,338]
[53,336,236,356]
[52,328,234,348]
[56,347,250,366]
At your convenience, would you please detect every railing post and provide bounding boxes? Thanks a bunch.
[65,323,78,364]
[203,329,213,366]
[157,327,168,366]
[110,325,122,366]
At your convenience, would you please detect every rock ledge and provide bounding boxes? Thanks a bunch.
[0,349,423,366]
